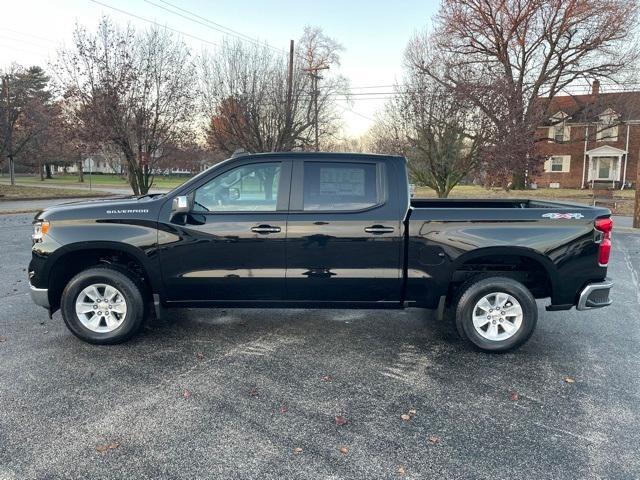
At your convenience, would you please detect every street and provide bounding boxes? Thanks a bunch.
[1,212,639,480]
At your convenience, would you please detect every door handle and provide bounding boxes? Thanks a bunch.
[364,225,395,234]
[251,225,281,234]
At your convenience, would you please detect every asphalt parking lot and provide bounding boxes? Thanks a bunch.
[1,212,639,480]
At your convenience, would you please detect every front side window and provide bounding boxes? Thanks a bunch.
[303,162,380,211]
[193,162,281,212]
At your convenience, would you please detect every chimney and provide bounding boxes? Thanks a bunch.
[591,79,600,96]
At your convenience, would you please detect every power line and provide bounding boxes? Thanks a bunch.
[0,34,51,49]
[88,0,219,48]
[0,27,57,44]
[146,0,286,54]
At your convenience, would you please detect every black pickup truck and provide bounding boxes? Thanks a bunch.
[28,152,613,351]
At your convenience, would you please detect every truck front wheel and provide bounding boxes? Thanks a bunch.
[454,277,537,352]
[60,266,147,344]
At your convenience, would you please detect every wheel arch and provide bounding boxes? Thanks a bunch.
[449,246,558,300]
[45,241,160,312]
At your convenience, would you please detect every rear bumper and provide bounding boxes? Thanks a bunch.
[576,279,613,311]
[29,282,49,309]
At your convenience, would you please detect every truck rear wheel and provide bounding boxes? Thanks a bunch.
[60,266,147,344]
[454,277,537,352]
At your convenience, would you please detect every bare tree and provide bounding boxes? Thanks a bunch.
[55,18,197,194]
[369,55,488,198]
[409,0,640,188]
[200,27,346,155]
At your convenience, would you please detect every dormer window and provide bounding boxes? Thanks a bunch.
[548,111,570,142]
[597,109,619,141]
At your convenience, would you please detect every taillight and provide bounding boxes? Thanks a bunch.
[595,217,613,266]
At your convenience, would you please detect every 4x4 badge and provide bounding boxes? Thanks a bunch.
[542,213,584,219]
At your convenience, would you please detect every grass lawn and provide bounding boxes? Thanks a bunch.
[415,185,636,215]
[14,174,187,190]
[0,184,104,200]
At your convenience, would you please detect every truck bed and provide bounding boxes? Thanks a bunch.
[410,198,588,209]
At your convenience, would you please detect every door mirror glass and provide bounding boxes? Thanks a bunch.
[171,195,190,214]
[228,187,240,201]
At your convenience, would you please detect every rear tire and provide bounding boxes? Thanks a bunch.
[60,266,147,344]
[454,276,537,352]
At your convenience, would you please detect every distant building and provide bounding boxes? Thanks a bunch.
[57,154,123,175]
[535,80,640,189]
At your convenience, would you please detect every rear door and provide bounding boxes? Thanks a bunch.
[285,157,403,303]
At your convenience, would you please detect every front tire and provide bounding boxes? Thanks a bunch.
[454,277,537,352]
[60,266,147,344]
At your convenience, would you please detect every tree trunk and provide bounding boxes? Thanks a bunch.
[78,158,84,183]
[511,170,526,190]
[45,164,52,179]
[39,161,44,181]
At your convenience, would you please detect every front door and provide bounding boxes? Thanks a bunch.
[159,160,291,303]
[285,158,403,304]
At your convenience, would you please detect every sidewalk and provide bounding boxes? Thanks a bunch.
[0,179,170,196]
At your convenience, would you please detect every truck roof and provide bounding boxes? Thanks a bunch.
[232,151,405,162]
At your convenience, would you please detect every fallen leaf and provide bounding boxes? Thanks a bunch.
[408,409,417,415]
[428,435,440,445]
[339,446,349,454]
[195,352,204,360]
[335,415,348,426]
[96,441,120,453]
[249,387,259,397]
[400,414,411,421]
[0,336,6,343]
[293,447,303,454]
[564,376,576,384]
[509,391,519,401]
[398,465,406,475]
[321,375,333,382]
[279,405,288,414]
[182,389,192,399]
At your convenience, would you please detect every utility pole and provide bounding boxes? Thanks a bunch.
[303,65,329,151]
[2,75,15,186]
[284,40,294,149]
[635,157,640,228]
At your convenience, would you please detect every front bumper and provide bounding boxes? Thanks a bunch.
[576,279,613,311]
[29,282,49,309]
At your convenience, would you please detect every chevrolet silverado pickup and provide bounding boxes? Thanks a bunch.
[28,152,613,351]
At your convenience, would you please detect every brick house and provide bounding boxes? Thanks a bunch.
[535,81,640,189]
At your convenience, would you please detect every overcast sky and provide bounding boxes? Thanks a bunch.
[0,0,438,136]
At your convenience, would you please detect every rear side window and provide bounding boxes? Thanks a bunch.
[303,162,380,211]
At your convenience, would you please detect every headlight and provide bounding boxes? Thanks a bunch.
[32,220,50,243]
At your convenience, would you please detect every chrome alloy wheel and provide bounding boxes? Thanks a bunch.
[75,283,127,333]
[471,292,523,341]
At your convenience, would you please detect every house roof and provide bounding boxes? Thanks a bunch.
[542,90,640,125]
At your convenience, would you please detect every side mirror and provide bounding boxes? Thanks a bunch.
[170,195,191,224]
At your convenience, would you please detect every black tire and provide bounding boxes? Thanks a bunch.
[454,276,537,352]
[60,266,147,344]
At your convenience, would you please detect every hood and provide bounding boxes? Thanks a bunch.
[35,194,166,222]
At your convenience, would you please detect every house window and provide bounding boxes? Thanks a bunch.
[548,112,570,142]
[550,157,564,172]
[597,111,619,141]
[544,155,570,173]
